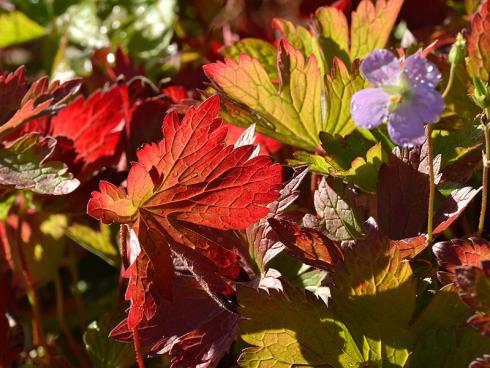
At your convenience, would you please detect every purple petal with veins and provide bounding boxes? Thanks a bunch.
[360,49,400,87]
[351,88,390,129]
[403,54,441,88]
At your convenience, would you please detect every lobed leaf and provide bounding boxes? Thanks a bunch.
[238,284,364,368]
[349,0,404,60]
[204,41,324,150]
[0,133,79,195]
[434,238,490,285]
[88,96,283,329]
[330,220,415,365]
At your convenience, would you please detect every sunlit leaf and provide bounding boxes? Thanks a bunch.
[0,11,45,47]
[0,133,79,195]
[238,284,364,368]
[67,223,119,267]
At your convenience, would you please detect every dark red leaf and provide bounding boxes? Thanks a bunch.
[111,276,239,368]
[268,218,344,271]
[434,238,490,285]
[377,150,430,240]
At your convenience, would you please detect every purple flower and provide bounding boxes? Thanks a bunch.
[351,49,444,147]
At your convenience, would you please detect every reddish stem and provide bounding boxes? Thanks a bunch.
[15,216,46,347]
[133,327,145,368]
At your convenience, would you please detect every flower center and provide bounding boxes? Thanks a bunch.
[382,72,413,112]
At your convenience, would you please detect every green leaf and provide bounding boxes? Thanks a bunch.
[292,141,387,192]
[320,130,375,168]
[408,284,490,367]
[0,192,16,221]
[0,11,46,48]
[433,122,483,168]
[67,223,119,267]
[238,284,364,368]
[204,42,324,150]
[84,313,135,368]
[315,6,350,68]
[314,176,364,241]
[273,18,325,75]
[223,38,278,79]
[334,143,387,192]
[0,133,80,195]
[349,0,404,60]
[324,59,365,137]
[331,223,415,365]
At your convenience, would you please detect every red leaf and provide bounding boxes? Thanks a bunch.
[377,150,430,240]
[49,86,126,177]
[455,262,490,337]
[434,238,490,285]
[432,186,481,235]
[394,187,481,259]
[468,2,490,81]
[246,166,308,270]
[88,96,283,328]
[0,67,81,138]
[268,218,344,271]
[110,276,239,368]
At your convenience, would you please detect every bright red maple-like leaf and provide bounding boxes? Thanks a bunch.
[87,95,283,329]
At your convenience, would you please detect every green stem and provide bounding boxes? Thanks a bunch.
[427,62,458,244]
[442,62,457,99]
[426,124,436,244]
[478,109,490,235]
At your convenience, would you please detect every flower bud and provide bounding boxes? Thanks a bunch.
[448,33,466,65]
[472,77,490,109]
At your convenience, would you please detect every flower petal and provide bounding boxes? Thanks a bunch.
[403,53,441,88]
[387,105,427,147]
[351,88,390,129]
[360,49,400,86]
[411,86,445,123]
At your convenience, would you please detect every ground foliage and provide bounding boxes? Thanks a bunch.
[1,0,490,367]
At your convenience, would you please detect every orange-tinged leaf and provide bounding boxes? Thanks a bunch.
[0,67,81,138]
[269,218,344,271]
[204,43,324,151]
[88,96,283,328]
[467,3,490,81]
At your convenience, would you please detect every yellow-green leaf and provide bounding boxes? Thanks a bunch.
[0,11,45,48]
[205,43,324,150]
[349,0,404,60]
[67,223,119,267]
[238,284,364,368]
[223,38,278,79]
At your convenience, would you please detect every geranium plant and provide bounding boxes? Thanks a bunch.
[2,0,490,367]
